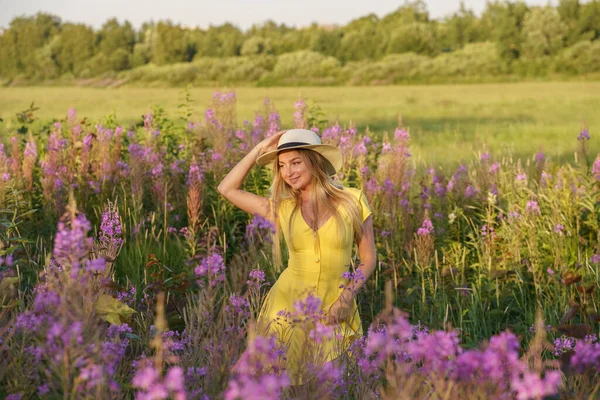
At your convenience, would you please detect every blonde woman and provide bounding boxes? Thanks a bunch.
[218,129,376,380]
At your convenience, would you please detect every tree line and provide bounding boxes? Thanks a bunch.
[1,0,599,85]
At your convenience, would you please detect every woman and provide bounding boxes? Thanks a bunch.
[217,128,376,380]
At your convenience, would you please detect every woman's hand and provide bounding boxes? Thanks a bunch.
[255,130,286,158]
[326,291,353,325]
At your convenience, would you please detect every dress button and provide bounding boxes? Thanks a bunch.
[314,258,320,263]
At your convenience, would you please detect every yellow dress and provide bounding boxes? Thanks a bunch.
[257,187,372,381]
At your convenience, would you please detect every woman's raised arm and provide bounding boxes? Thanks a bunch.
[217,131,284,221]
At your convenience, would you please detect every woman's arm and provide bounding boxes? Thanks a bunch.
[342,214,376,298]
[217,131,284,221]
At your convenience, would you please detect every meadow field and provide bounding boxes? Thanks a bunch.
[1,81,599,166]
[1,82,600,398]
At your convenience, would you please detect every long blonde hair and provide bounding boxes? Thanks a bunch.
[269,149,364,270]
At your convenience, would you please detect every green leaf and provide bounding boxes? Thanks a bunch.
[8,238,35,244]
[95,294,137,325]
[0,276,19,292]
[0,246,20,255]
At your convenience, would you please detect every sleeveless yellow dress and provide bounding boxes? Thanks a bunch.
[257,187,372,382]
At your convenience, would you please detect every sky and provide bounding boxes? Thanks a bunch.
[0,0,558,31]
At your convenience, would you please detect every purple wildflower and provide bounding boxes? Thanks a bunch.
[353,142,367,156]
[195,253,226,287]
[578,128,590,141]
[417,218,434,236]
[394,128,409,141]
[100,204,123,247]
[487,162,499,175]
[526,200,541,215]
[553,336,575,356]
[592,156,600,180]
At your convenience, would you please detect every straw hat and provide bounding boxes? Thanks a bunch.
[255,129,342,175]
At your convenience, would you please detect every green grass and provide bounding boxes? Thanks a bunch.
[1,82,599,166]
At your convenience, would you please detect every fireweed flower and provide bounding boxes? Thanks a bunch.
[535,151,545,164]
[170,159,184,175]
[117,285,137,308]
[322,124,342,141]
[394,128,409,141]
[53,214,94,277]
[553,336,575,356]
[195,253,226,287]
[266,112,280,137]
[417,218,434,236]
[247,269,266,289]
[245,215,275,243]
[465,185,477,198]
[292,294,324,320]
[225,335,290,400]
[132,364,186,400]
[226,294,251,320]
[235,129,246,140]
[540,171,552,186]
[293,99,307,128]
[100,204,123,247]
[490,162,500,174]
[592,155,600,180]
[407,330,461,374]
[353,142,368,156]
[187,157,204,186]
[553,224,565,234]
[529,322,551,334]
[569,340,600,373]
[511,370,563,400]
[526,200,541,215]
[143,112,153,131]
[481,224,496,238]
[211,151,222,161]
[382,141,392,154]
[24,140,37,158]
[515,173,527,182]
[577,128,590,141]
[590,254,600,264]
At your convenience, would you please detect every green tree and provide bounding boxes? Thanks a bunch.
[380,0,430,25]
[240,36,273,56]
[444,2,482,50]
[90,18,135,72]
[0,13,61,78]
[481,1,529,62]
[338,14,385,61]
[309,28,342,58]
[54,23,96,76]
[0,28,20,78]
[521,7,567,58]
[558,0,583,44]
[194,24,243,58]
[386,22,438,55]
[578,0,600,40]
[152,22,195,64]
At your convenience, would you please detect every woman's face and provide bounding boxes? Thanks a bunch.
[278,150,312,191]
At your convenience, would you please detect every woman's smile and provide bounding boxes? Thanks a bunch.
[278,150,312,191]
